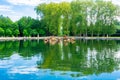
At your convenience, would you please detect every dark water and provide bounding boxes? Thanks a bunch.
[0,40,120,80]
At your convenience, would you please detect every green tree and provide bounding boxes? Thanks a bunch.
[6,29,12,36]
[35,0,118,36]
[17,16,34,36]
[0,15,13,36]
[13,29,20,37]
[30,29,38,36]
[38,29,45,36]
[23,29,29,36]
[0,27,4,36]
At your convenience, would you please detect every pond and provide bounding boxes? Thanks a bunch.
[0,39,120,80]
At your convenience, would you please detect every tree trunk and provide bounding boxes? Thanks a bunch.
[37,34,39,37]
[86,32,87,37]
[107,34,108,37]
[97,33,99,37]
[91,31,93,37]
[79,33,81,37]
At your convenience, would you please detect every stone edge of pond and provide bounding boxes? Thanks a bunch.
[0,37,120,41]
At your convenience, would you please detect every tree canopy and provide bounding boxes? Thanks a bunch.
[35,0,119,36]
[0,0,120,37]
[0,15,46,37]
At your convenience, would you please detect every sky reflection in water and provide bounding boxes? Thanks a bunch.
[0,40,120,80]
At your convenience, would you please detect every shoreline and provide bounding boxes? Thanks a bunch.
[0,37,120,41]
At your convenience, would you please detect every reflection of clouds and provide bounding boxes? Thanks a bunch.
[115,50,120,58]
[8,66,38,74]
[0,61,12,68]
[87,48,97,67]
[0,53,39,75]
[0,54,21,69]
[0,60,13,68]
[10,54,21,60]
[36,53,44,65]
[8,54,39,74]
[78,76,88,79]
[117,78,120,80]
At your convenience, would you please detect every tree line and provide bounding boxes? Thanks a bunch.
[35,0,119,37]
[0,0,119,37]
[0,15,46,37]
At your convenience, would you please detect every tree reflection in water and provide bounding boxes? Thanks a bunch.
[0,40,120,77]
[38,40,120,76]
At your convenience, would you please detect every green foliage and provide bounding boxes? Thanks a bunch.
[6,29,12,36]
[0,0,119,37]
[35,0,119,36]
[30,29,38,36]
[38,29,45,36]
[17,16,34,36]
[0,27,4,36]
[0,15,47,37]
[16,16,46,37]
[13,29,20,37]
[23,29,29,36]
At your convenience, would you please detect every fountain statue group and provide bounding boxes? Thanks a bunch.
[44,36,75,45]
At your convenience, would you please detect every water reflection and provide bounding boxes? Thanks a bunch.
[0,40,120,80]
[38,40,120,75]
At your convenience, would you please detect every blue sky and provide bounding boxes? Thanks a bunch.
[0,0,72,22]
[0,0,120,22]
[0,0,38,21]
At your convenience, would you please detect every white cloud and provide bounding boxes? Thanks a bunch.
[0,4,37,21]
[3,12,36,22]
[0,11,23,22]
[104,0,120,5]
[3,0,119,22]
[0,5,19,21]
[112,0,120,5]
[0,5,13,12]
[6,0,46,6]
[6,0,72,6]
[5,0,120,7]
[9,15,22,22]
[0,5,16,15]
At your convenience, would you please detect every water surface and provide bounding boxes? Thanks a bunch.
[0,40,120,80]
